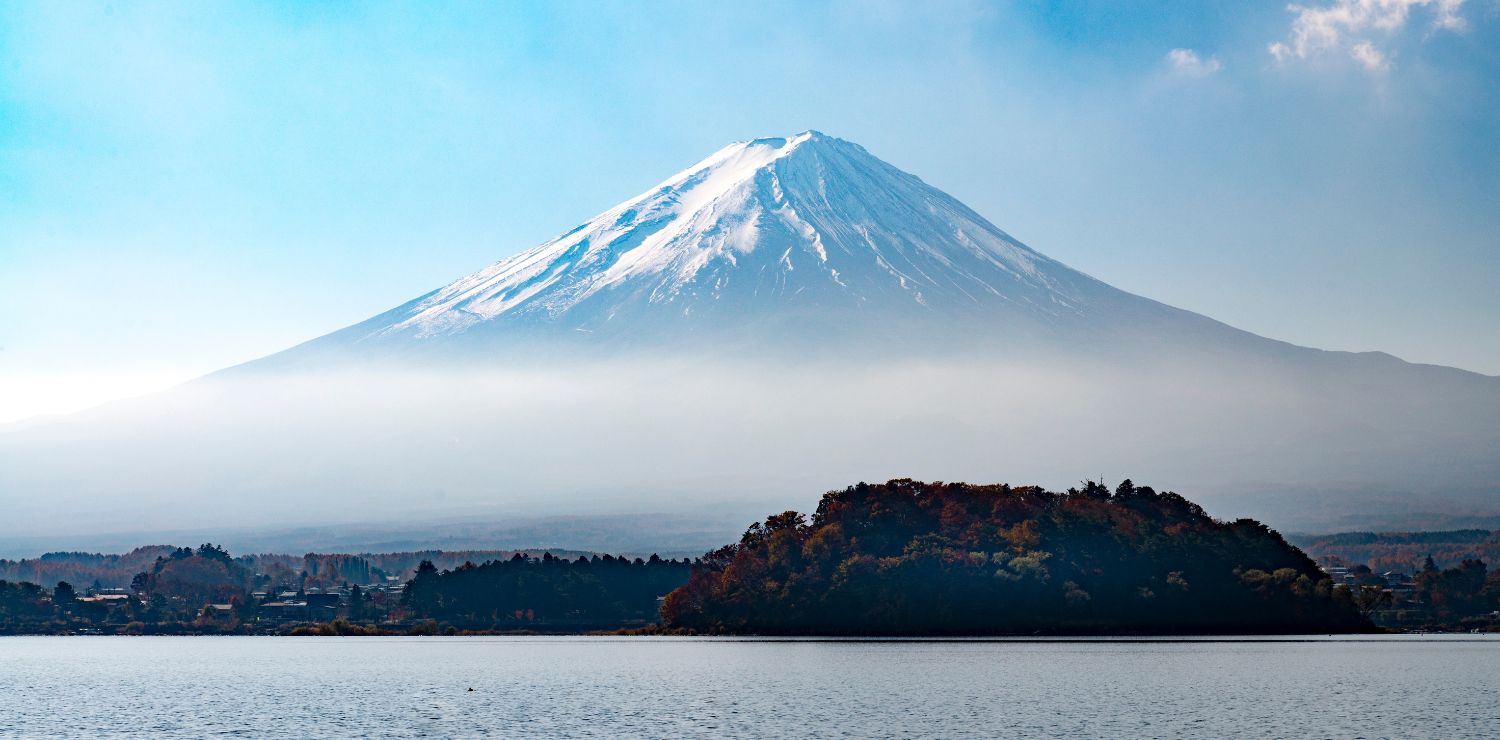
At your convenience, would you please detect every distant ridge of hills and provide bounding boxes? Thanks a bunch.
[1291,529,1500,572]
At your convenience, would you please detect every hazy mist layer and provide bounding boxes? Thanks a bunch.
[2,351,1497,556]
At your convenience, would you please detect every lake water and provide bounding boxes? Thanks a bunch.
[0,635,1496,738]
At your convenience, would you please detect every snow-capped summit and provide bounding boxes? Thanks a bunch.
[335,131,1157,349]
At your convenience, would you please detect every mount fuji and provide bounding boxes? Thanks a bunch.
[3,132,1498,550]
[266,131,1245,364]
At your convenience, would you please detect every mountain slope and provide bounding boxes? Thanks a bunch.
[294,131,1242,359]
[390,132,1090,330]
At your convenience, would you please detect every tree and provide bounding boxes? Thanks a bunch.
[402,560,441,615]
[53,581,76,609]
[1351,585,1392,617]
[196,544,233,566]
[348,584,366,621]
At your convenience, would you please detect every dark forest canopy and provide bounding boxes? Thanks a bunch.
[402,552,693,629]
[662,479,1371,635]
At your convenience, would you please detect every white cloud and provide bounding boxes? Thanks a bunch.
[1348,40,1388,69]
[1166,48,1224,78]
[1268,0,1468,71]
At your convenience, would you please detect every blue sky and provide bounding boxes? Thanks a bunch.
[1,0,1497,421]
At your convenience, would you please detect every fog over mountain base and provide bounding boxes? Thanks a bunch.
[3,346,1496,556]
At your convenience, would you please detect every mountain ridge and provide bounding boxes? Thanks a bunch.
[315,132,1156,346]
[214,131,1500,385]
[230,131,1310,370]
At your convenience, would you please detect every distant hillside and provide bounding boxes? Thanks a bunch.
[0,547,177,591]
[1291,530,1500,572]
[0,547,595,591]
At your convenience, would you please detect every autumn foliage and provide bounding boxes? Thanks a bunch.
[661,479,1369,635]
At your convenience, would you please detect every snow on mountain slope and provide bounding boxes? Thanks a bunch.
[356,131,1138,345]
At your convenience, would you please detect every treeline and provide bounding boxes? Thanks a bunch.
[0,547,595,593]
[0,546,177,593]
[16,479,1497,636]
[1292,530,1500,573]
[402,552,693,629]
[0,544,693,635]
[1303,530,1493,546]
[663,479,1370,635]
[0,581,51,629]
[1,543,412,634]
[351,549,591,579]
[0,547,376,592]
[131,544,249,608]
[1406,557,1499,626]
[1331,557,1500,629]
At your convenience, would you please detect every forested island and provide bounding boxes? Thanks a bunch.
[8,479,1500,635]
[662,480,1369,634]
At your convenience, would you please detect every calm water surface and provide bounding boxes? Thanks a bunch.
[0,635,1495,738]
